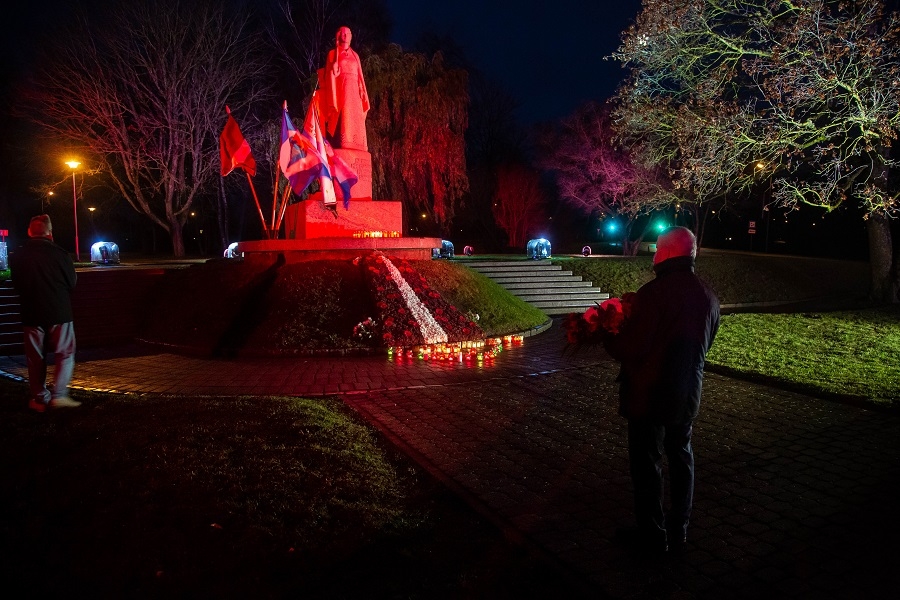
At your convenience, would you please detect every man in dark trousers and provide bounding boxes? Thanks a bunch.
[11,214,81,412]
[605,226,719,553]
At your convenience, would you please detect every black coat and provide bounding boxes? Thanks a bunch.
[604,256,720,423]
[10,237,77,327]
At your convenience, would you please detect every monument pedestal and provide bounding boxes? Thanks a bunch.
[283,199,403,240]
[334,148,372,200]
[238,197,435,263]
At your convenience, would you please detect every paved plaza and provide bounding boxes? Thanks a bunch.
[2,322,898,598]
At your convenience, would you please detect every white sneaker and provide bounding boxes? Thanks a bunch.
[49,397,82,409]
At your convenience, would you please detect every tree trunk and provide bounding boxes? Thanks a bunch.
[866,213,897,303]
[170,219,186,257]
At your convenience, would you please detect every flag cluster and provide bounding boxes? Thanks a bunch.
[219,100,358,212]
[280,96,357,209]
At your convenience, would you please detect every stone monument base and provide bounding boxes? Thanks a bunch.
[236,237,441,264]
[284,199,403,240]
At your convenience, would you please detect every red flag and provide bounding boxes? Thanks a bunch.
[220,107,256,177]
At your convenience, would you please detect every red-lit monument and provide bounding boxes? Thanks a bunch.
[238,27,438,263]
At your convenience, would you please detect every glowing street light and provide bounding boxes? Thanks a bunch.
[65,160,81,261]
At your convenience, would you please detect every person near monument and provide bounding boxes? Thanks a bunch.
[10,214,81,412]
[321,26,370,151]
[604,226,720,553]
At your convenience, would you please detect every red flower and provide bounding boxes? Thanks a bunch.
[564,293,636,345]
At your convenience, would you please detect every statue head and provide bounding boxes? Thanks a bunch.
[336,26,352,48]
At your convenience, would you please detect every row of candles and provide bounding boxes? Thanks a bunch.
[352,230,402,238]
[387,335,525,362]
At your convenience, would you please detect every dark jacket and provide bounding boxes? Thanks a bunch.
[604,255,720,423]
[10,237,77,327]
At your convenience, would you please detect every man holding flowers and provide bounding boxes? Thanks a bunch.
[604,227,720,554]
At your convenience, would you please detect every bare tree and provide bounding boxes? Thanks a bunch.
[538,101,672,255]
[19,0,270,256]
[492,165,547,249]
[613,0,900,300]
[263,0,391,98]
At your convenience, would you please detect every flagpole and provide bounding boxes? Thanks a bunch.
[245,172,270,239]
[274,185,292,234]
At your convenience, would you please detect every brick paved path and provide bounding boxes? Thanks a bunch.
[2,323,898,598]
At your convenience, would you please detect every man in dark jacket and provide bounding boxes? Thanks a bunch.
[605,226,719,553]
[10,215,80,412]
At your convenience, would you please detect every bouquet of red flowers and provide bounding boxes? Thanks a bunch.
[563,292,636,345]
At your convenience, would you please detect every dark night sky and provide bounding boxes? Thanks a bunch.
[385,0,642,125]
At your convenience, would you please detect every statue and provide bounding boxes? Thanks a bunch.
[320,26,370,152]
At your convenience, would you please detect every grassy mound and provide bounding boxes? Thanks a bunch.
[140,257,547,355]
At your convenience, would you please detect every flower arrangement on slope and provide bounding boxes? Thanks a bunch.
[358,252,484,348]
[563,292,636,345]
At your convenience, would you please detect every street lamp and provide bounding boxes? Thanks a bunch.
[88,207,96,238]
[66,160,81,261]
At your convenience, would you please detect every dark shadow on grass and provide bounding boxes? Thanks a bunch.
[212,253,286,358]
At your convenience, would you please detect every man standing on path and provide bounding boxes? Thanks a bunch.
[604,226,719,553]
[10,215,81,412]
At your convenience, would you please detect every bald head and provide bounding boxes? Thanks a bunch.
[28,214,53,239]
[653,226,696,265]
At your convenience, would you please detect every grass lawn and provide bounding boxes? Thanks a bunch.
[551,252,900,406]
[0,381,579,597]
[707,306,900,408]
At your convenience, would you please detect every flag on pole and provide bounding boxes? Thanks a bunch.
[304,93,357,209]
[300,95,337,208]
[279,101,335,207]
[220,107,256,177]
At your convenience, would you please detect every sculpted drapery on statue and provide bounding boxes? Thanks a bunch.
[320,26,370,152]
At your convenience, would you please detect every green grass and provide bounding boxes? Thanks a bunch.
[553,252,870,304]
[415,259,548,334]
[553,252,898,405]
[706,307,900,408]
[0,382,577,597]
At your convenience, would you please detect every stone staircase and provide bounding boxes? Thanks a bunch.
[0,281,23,355]
[460,259,609,316]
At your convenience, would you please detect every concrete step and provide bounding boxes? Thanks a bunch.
[509,287,609,302]
[466,263,562,273]
[458,259,609,316]
[500,280,594,290]
[488,274,581,284]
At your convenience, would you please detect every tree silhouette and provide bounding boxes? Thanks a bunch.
[538,101,671,255]
[614,0,900,300]
[364,45,469,236]
[19,0,270,256]
[492,165,547,249]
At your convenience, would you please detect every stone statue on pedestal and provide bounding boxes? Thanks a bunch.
[320,26,369,152]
